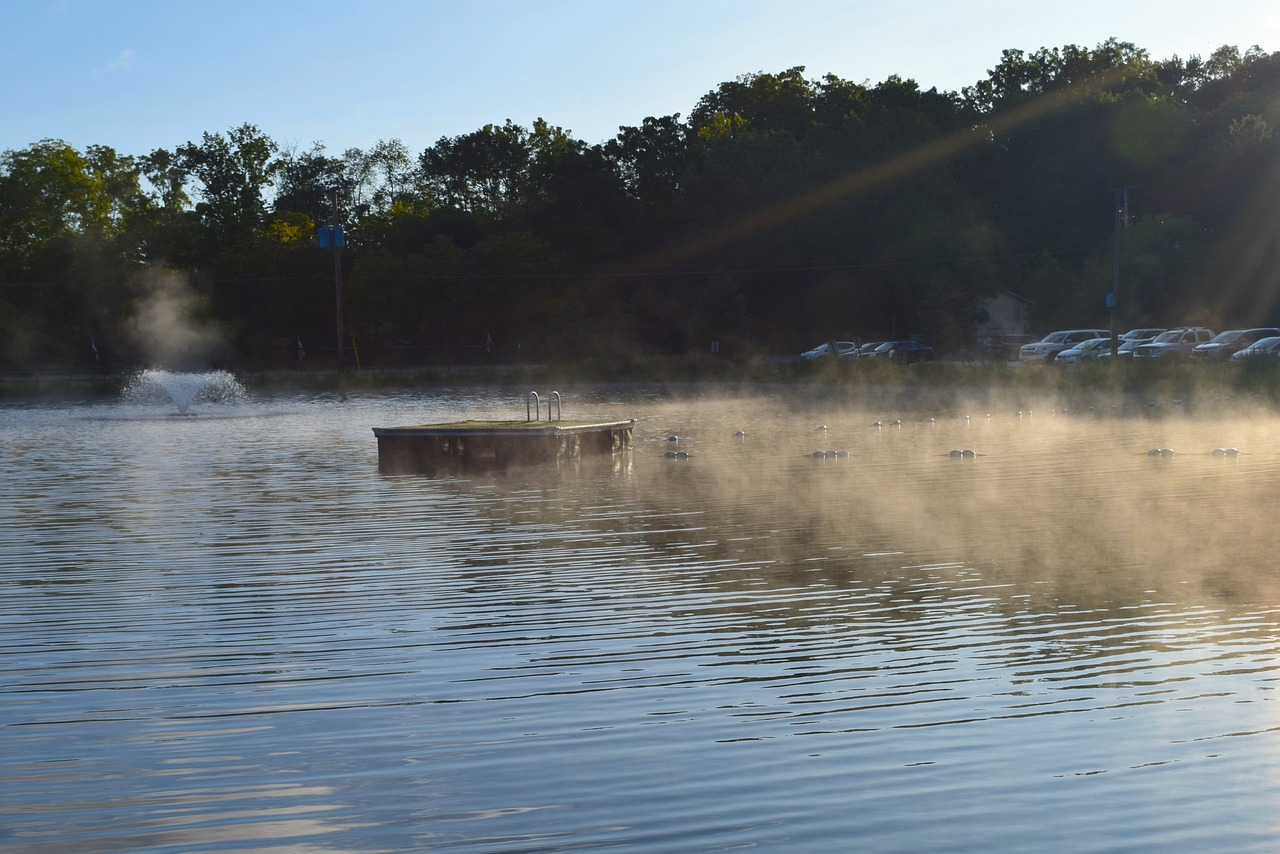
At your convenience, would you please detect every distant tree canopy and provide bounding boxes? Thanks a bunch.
[3,38,1280,369]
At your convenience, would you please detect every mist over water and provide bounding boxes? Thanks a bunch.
[3,384,1280,851]
[124,267,224,369]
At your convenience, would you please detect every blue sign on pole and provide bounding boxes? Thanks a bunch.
[1105,291,1116,309]
[317,225,346,248]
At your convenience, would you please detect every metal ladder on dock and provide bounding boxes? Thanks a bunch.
[526,391,562,422]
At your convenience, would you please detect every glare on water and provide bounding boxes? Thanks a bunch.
[3,385,1280,851]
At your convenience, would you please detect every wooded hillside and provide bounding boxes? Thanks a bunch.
[3,39,1278,370]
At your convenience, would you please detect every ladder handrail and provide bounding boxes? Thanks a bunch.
[526,390,561,421]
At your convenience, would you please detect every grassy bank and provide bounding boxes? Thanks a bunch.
[5,357,1280,415]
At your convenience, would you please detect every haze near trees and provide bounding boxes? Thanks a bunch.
[2,39,1277,370]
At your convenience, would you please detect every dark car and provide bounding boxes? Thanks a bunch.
[982,333,1037,361]
[1191,328,1280,361]
[1231,336,1280,361]
[800,341,859,360]
[870,340,935,364]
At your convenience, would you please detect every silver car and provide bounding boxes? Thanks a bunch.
[1132,327,1215,360]
[1230,336,1280,360]
[801,341,858,360]
[1019,329,1109,362]
[1056,336,1113,364]
[1191,328,1280,361]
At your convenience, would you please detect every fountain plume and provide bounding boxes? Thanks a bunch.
[123,368,245,414]
[124,266,223,369]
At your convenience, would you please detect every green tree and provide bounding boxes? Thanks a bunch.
[962,39,1157,113]
[0,139,141,261]
[274,142,346,226]
[343,138,416,219]
[0,139,148,365]
[418,120,531,217]
[689,67,816,139]
[604,115,689,202]
[689,266,748,351]
[176,123,281,245]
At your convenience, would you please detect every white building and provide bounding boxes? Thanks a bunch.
[975,291,1034,338]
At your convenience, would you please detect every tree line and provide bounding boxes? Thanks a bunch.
[2,38,1279,371]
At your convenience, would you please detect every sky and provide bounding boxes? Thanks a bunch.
[4,0,1280,159]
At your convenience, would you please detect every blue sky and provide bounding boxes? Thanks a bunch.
[4,0,1278,158]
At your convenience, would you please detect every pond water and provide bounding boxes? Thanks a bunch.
[3,383,1280,852]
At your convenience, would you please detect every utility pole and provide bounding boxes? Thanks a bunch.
[327,188,345,368]
[1109,186,1129,356]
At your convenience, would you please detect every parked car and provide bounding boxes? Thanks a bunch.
[1056,336,1114,364]
[1191,328,1280,361]
[801,341,858,360]
[1019,329,1109,362]
[1131,327,1215,360]
[1098,338,1146,361]
[981,333,1038,361]
[1230,336,1280,360]
[868,340,935,364]
[858,341,886,357]
[1120,327,1166,343]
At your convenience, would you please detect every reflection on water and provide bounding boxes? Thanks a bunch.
[3,387,1280,851]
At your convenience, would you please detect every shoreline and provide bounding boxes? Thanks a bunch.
[3,359,1280,417]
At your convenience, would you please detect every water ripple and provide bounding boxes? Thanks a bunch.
[5,395,1280,851]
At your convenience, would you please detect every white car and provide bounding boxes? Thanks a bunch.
[1132,327,1215,360]
[1019,329,1109,362]
[1056,336,1113,364]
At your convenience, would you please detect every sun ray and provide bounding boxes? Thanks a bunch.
[647,67,1140,268]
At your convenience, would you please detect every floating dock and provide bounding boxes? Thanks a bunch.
[373,392,634,473]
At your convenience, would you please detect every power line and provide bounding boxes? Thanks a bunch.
[0,245,1095,289]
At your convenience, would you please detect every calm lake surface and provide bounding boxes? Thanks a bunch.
[4,382,1280,852]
